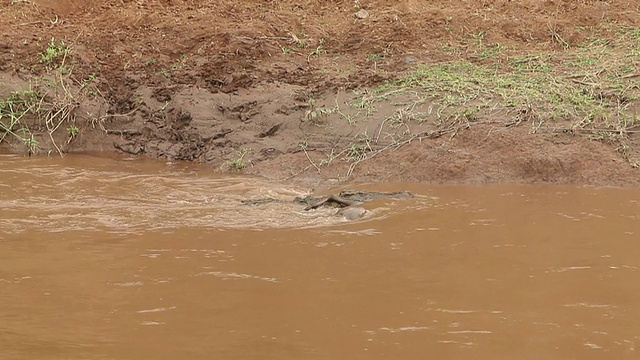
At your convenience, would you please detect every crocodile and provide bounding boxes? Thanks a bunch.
[242,190,414,220]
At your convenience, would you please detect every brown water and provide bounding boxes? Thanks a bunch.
[1,154,640,360]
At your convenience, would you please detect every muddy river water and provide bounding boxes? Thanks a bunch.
[1,154,639,359]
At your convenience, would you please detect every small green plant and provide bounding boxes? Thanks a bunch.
[286,31,308,50]
[345,143,370,162]
[302,99,336,123]
[20,130,40,156]
[344,131,373,163]
[0,90,42,155]
[309,38,327,57]
[40,37,70,67]
[281,46,292,54]
[569,55,599,68]
[367,53,383,62]
[144,57,158,66]
[478,42,504,60]
[171,55,189,70]
[508,55,552,73]
[340,112,356,125]
[80,73,98,93]
[226,148,251,171]
[67,125,79,137]
[65,124,80,145]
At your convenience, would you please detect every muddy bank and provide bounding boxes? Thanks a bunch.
[0,0,639,186]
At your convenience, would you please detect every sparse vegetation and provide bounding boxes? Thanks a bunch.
[40,37,71,70]
[302,99,336,124]
[67,124,79,137]
[0,39,94,156]
[358,25,640,137]
[366,53,383,62]
[171,55,189,70]
[0,89,41,155]
[225,148,252,171]
[292,30,308,49]
[344,138,372,163]
[309,38,327,58]
[144,57,158,66]
[288,23,640,179]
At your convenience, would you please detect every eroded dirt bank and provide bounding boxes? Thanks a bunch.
[1,0,639,186]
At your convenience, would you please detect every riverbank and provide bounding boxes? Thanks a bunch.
[1,0,639,186]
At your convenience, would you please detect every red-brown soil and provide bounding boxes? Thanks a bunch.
[1,0,639,186]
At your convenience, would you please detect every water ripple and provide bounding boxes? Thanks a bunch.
[1,158,428,233]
